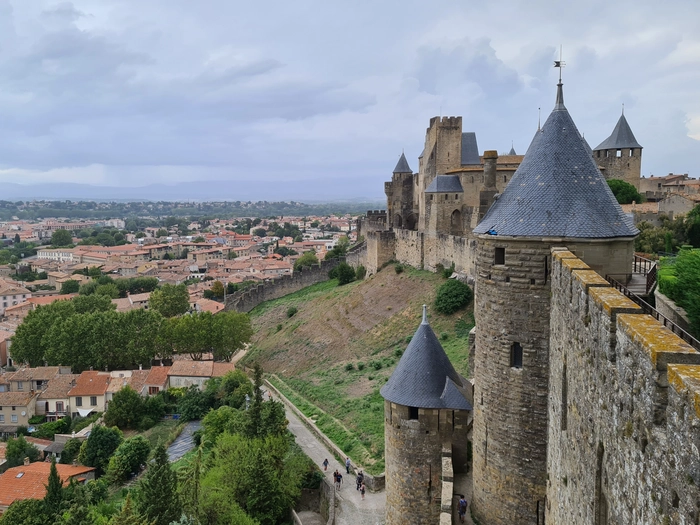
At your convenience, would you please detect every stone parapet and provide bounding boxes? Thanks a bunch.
[547,249,700,524]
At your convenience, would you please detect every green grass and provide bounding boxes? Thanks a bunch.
[140,419,184,449]
[249,279,340,316]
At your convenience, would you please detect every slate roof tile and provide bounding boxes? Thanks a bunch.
[474,83,638,239]
[594,113,642,150]
[425,175,464,193]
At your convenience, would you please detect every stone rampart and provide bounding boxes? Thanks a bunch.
[344,240,366,270]
[547,249,700,524]
[225,258,342,313]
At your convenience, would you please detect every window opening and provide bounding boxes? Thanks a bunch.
[494,247,505,265]
[511,342,523,369]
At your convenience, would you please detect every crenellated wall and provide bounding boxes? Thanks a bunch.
[225,258,342,313]
[547,249,700,524]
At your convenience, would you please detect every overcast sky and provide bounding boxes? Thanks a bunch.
[0,0,698,200]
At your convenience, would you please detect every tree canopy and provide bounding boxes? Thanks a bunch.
[149,284,190,317]
[51,229,73,247]
[294,251,318,272]
[607,179,644,204]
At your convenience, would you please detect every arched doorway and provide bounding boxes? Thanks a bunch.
[406,213,418,231]
[393,213,403,228]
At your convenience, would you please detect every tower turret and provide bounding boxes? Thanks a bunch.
[471,80,638,525]
[593,109,643,189]
[385,152,417,229]
[381,305,472,525]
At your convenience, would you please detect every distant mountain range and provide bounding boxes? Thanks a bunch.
[0,177,386,203]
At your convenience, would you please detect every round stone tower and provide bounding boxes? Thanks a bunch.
[381,306,472,525]
[470,81,638,525]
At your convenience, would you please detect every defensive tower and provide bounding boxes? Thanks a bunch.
[593,109,643,189]
[470,80,638,525]
[385,153,418,230]
[381,306,472,525]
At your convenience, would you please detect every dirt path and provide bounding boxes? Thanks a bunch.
[274,389,385,525]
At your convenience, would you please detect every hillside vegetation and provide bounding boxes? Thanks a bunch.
[241,264,474,473]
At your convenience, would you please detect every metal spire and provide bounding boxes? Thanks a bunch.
[422,304,428,325]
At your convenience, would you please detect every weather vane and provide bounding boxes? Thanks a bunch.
[553,45,565,82]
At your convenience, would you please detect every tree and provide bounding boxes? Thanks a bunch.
[106,436,151,485]
[95,283,120,298]
[607,179,644,204]
[51,229,73,247]
[332,262,355,285]
[60,279,81,294]
[109,493,152,525]
[78,425,123,476]
[149,284,190,317]
[136,444,181,525]
[13,233,20,244]
[9,300,77,366]
[293,251,318,272]
[59,438,83,465]
[156,228,169,237]
[44,457,63,518]
[193,236,206,243]
[253,228,267,237]
[210,280,225,299]
[5,435,40,468]
[0,498,47,525]
[434,279,473,315]
[73,294,116,314]
[104,387,145,429]
[177,447,202,521]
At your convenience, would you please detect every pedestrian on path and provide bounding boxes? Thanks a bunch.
[458,495,467,523]
[323,458,329,471]
[345,456,351,473]
[356,470,364,490]
[333,470,339,487]
[336,471,343,490]
[360,482,366,500]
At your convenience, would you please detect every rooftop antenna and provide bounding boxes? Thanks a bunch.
[553,45,565,83]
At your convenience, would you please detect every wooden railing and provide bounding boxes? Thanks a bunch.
[606,276,700,350]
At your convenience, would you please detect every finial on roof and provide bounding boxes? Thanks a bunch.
[553,46,566,109]
[538,108,541,131]
[554,45,565,83]
[422,304,428,325]
[622,103,625,116]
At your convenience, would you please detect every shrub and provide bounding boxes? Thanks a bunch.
[287,306,298,318]
[394,263,404,274]
[355,265,366,280]
[442,262,455,279]
[455,318,472,338]
[371,360,382,370]
[357,362,365,371]
[276,323,283,332]
[440,332,449,341]
[394,348,403,358]
[345,363,354,371]
[405,335,412,344]
[435,279,473,315]
[335,263,356,285]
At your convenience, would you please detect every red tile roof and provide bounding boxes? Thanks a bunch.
[67,371,110,397]
[0,462,96,508]
[144,366,170,388]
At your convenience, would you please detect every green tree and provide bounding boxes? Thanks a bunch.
[334,262,356,285]
[95,283,121,298]
[0,498,47,525]
[73,293,116,314]
[9,300,76,366]
[78,425,123,476]
[434,279,473,315]
[607,179,644,204]
[136,444,181,525]
[253,228,267,237]
[149,284,190,318]
[5,435,40,468]
[106,436,151,485]
[177,448,202,521]
[109,493,152,525]
[293,251,318,272]
[104,387,145,429]
[13,233,20,244]
[156,228,169,237]
[60,279,81,294]
[59,438,83,465]
[51,229,73,247]
[210,280,225,299]
[43,457,63,519]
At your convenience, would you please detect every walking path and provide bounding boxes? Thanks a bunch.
[267,388,386,525]
[167,420,201,462]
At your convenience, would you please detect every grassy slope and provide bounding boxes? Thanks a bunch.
[241,264,474,474]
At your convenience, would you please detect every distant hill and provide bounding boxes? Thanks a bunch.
[241,264,473,472]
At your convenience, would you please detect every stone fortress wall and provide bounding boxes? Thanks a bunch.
[547,249,700,524]
[225,257,342,313]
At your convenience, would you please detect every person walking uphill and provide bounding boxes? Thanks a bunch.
[345,456,351,474]
[322,458,329,471]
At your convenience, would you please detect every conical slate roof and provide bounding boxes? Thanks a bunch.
[473,83,638,239]
[594,113,642,151]
[461,132,480,165]
[425,175,463,193]
[508,145,517,155]
[381,306,471,410]
[393,153,412,174]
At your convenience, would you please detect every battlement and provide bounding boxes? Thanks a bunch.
[428,116,462,129]
[547,250,700,524]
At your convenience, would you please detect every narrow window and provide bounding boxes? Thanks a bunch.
[409,406,419,420]
[90,396,97,406]
[595,443,608,525]
[629,149,634,157]
[76,397,83,407]
[561,364,568,430]
[511,342,523,369]
[494,247,505,265]
[616,149,622,158]
[544,256,549,283]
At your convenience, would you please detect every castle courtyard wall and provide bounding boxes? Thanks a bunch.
[547,250,700,524]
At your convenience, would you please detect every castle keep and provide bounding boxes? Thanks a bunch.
[358,74,700,524]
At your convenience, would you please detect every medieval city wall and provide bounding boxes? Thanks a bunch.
[547,250,700,524]
[225,258,342,313]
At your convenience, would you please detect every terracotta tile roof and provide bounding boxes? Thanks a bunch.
[67,371,110,397]
[195,298,224,314]
[7,367,60,382]
[24,437,52,449]
[0,462,96,508]
[38,374,79,400]
[0,330,13,344]
[168,360,214,378]
[145,366,170,387]
[27,294,75,306]
[106,370,149,394]
[212,362,235,377]
[0,391,36,407]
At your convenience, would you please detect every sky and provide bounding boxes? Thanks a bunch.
[0,0,698,201]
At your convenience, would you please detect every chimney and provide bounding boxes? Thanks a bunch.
[483,150,498,190]
[23,456,30,466]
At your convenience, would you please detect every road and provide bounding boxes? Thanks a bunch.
[167,420,201,462]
